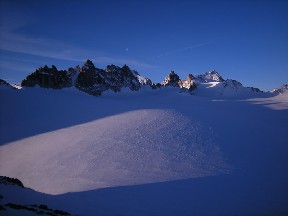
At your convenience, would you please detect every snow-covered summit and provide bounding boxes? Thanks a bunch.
[197,70,225,82]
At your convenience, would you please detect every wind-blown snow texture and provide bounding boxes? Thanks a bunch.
[0,81,288,215]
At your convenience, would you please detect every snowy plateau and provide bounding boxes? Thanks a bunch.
[0,66,288,216]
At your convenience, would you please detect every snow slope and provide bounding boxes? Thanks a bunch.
[194,79,267,98]
[0,86,288,215]
[0,87,230,194]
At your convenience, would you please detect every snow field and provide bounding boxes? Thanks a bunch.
[0,107,230,194]
[0,86,288,215]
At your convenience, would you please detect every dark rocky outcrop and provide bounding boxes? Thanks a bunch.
[0,176,24,188]
[21,65,72,89]
[162,71,181,87]
[21,60,153,96]
[75,61,151,96]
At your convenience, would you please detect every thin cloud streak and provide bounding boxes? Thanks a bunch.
[0,26,156,69]
[153,40,215,59]
[0,29,100,62]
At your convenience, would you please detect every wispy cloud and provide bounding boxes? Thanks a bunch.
[0,25,155,69]
[152,40,215,59]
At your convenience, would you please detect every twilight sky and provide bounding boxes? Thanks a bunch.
[0,0,287,91]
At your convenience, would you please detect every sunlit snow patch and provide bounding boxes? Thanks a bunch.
[0,109,231,195]
[206,82,220,88]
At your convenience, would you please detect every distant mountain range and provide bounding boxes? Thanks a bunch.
[1,59,287,96]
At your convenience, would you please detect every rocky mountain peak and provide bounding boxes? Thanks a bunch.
[271,84,288,94]
[21,65,71,89]
[81,59,96,72]
[180,74,196,92]
[161,71,196,93]
[162,71,181,87]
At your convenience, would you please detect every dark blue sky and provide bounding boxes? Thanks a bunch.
[0,0,287,90]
